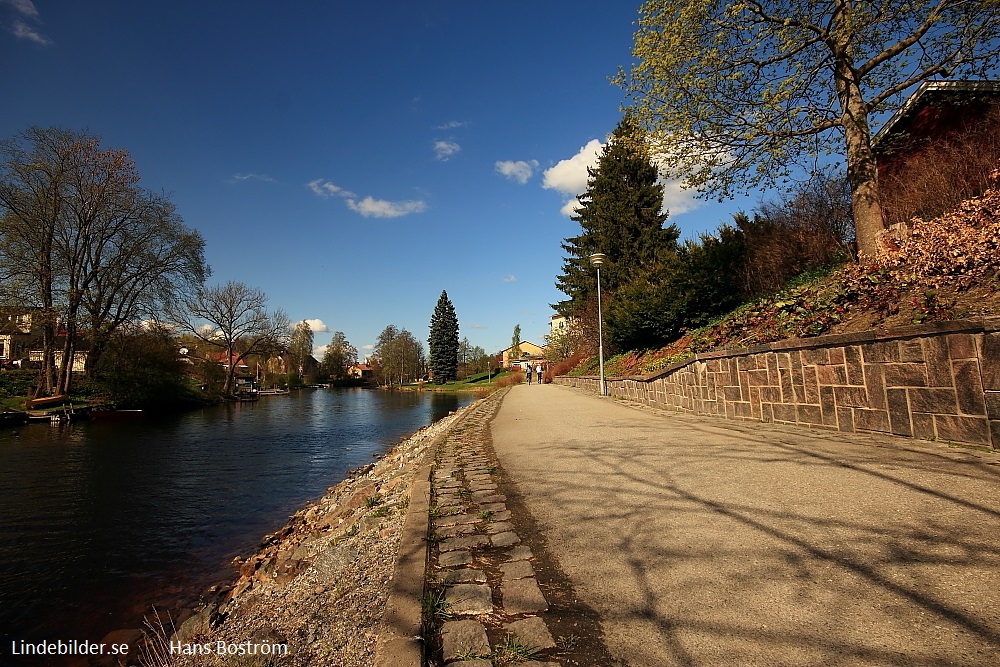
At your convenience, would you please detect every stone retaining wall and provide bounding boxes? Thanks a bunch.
[556,318,1000,449]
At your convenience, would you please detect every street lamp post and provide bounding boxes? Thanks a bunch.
[589,252,607,396]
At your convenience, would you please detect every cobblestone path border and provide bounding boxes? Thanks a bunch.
[424,389,561,667]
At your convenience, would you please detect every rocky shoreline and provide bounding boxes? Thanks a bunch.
[140,400,477,667]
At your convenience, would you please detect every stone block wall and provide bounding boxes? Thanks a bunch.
[555,318,1000,449]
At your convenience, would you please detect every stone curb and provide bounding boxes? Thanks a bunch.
[374,401,483,667]
[373,457,433,667]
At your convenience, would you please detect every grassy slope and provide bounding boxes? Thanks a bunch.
[575,186,1000,379]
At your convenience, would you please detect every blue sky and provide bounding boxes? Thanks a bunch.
[1,0,757,358]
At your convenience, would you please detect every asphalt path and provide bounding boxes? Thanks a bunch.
[490,383,1000,667]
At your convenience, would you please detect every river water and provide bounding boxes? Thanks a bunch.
[0,388,472,661]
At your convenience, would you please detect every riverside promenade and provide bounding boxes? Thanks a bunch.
[489,383,1000,667]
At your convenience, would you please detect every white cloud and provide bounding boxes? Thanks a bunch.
[12,20,48,44]
[4,1,50,45]
[308,179,354,199]
[313,344,328,358]
[543,137,704,218]
[437,120,466,130]
[502,275,517,282]
[308,178,427,219]
[495,160,539,185]
[233,173,275,183]
[304,319,329,333]
[5,0,39,18]
[559,198,583,217]
[433,140,461,161]
[542,139,602,195]
[659,181,702,216]
[347,196,427,218]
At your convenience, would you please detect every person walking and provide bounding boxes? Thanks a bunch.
[536,363,543,385]
[525,363,532,384]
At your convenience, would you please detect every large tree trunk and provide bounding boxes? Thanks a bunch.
[832,2,886,260]
[843,104,886,260]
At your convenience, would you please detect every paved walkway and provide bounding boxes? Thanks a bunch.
[490,383,1000,667]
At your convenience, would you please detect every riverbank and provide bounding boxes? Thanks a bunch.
[151,398,479,667]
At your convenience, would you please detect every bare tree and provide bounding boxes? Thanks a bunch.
[0,127,207,395]
[172,281,290,397]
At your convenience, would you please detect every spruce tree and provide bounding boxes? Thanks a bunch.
[428,290,459,384]
[555,114,680,317]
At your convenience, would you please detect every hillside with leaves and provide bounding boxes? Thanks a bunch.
[573,184,1000,378]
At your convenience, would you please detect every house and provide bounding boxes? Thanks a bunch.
[873,80,1000,225]
[548,314,572,337]
[215,352,250,372]
[347,363,373,381]
[499,341,546,369]
[0,309,43,368]
[873,80,1000,173]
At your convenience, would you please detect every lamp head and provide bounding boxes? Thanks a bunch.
[589,252,607,268]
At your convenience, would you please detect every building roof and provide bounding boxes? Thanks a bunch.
[872,80,1000,150]
[499,341,546,354]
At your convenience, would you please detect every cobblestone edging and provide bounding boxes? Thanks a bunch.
[422,389,561,667]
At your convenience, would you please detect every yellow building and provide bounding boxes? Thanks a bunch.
[499,341,546,369]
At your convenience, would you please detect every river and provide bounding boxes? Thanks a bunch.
[0,387,472,662]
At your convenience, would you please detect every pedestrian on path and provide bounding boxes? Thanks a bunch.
[536,363,543,385]
[524,363,532,384]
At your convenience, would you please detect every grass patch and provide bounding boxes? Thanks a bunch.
[491,635,540,664]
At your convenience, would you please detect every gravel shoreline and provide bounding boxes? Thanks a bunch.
[154,400,477,667]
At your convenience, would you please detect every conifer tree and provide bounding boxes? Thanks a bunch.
[555,114,680,318]
[428,290,459,384]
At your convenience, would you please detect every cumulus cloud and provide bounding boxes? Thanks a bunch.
[542,139,602,195]
[543,137,703,218]
[495,160,539,185]
[304,319,330,333]
[308,179,426,219]
[502,275,517,282]
[433,140,461,161]
[3,0,50,45]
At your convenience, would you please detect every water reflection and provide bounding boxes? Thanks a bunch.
[0,388,471,659]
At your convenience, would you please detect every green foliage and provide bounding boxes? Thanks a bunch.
[374,325,425,387]
[286,320,314,379]
[0,370,35,399]
[90,326,196,409]
[604,223,747,351]
[556,114,680,318]
[321,331,358,381]
[428,290,459,384]
[509,324,522,361]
